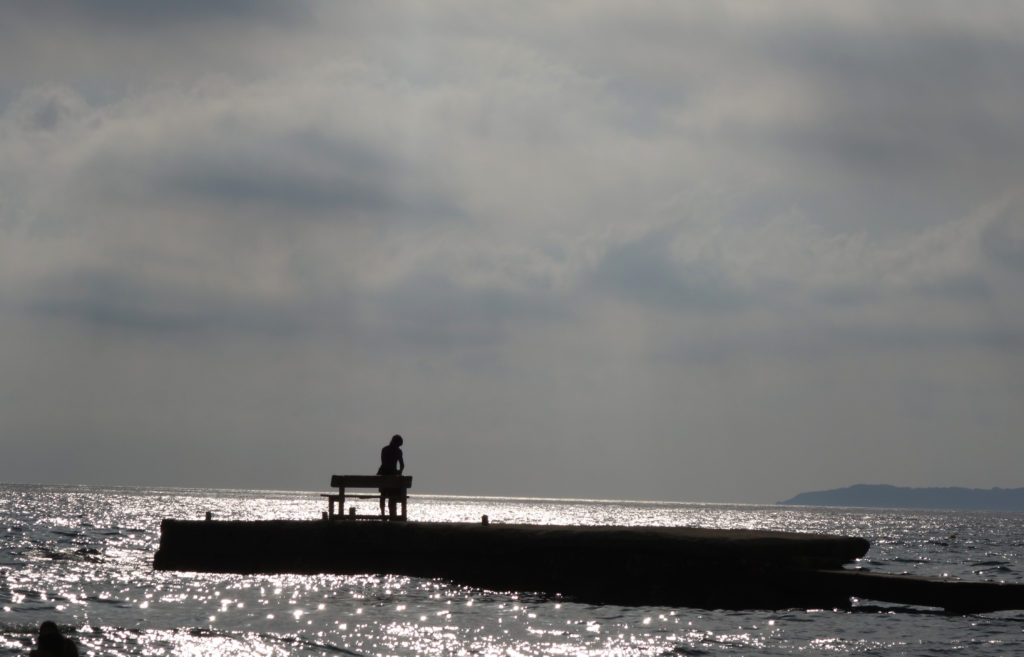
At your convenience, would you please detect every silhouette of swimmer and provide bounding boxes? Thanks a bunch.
[30,621,79,657]
[377,434,405,517]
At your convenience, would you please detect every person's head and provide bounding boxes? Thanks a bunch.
[37,622,63,655]
[38,621,61,639]
[390,435,403,447]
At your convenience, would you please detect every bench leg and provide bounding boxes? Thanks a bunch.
[378,493,407,520]
[324,493,344,519]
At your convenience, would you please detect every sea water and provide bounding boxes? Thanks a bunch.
[1,484,1022,656]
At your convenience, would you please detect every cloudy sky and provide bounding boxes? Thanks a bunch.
[1,1,1022,503]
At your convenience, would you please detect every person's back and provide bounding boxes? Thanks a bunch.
[378,435,404,475]
[377,434,405,517]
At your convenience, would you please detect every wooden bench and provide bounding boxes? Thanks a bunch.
[322,475,413,521]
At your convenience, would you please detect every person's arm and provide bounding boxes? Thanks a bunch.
[398,452,405,474]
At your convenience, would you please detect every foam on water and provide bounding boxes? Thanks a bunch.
[1,484,1023,655]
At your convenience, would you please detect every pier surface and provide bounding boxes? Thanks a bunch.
[154,519,1024,612]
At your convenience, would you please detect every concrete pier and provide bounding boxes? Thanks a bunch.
[153,519,1024,612]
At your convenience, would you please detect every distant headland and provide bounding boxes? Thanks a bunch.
[778,484,1024,512]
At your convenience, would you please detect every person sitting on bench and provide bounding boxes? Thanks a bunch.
[377,434,405,517]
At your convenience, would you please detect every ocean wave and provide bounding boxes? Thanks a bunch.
[4,485,1024,656]
[25,548,102,563]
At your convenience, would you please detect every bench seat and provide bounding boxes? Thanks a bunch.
[325,475,413,521]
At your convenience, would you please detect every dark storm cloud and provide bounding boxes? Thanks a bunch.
[6,0,312,28]
[5,85,89,134]
[20,92,79,132]
[25,268,329,339]
[981,209,1024,274]
[913,274,992,302]
[170,167,404,216]
[77,120,462,224]
[163,146,458,221]
[589,230,748,312]
[810,285,880,308]
[370,274,565,350]
[0,0,317,108]
[764,20,1024,183]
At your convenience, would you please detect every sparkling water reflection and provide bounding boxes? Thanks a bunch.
[2,484,1023,656]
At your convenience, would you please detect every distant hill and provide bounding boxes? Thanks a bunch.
[778,484,1024,512]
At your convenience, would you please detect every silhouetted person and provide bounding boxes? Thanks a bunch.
[377,434,405,517]
[30,621,78,657]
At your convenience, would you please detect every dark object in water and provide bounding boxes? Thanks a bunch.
[35,620,79,657]
[152,519,1024,613]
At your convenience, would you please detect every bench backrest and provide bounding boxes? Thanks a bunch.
[331,475,412,489]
